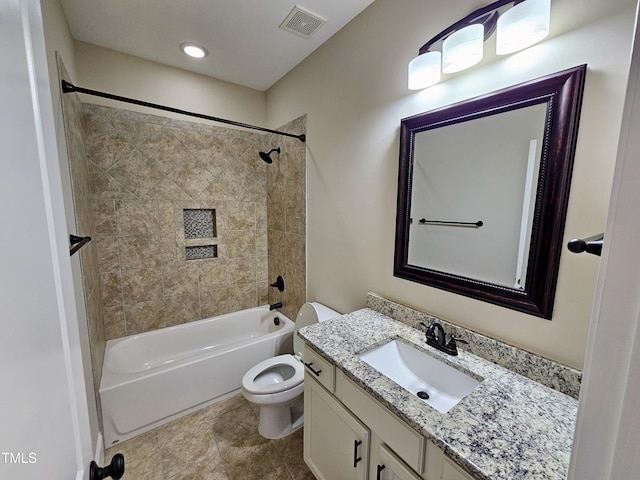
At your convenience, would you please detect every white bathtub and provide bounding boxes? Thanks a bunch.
[100,306,294,446]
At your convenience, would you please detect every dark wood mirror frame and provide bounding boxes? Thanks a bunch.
[394,65,587,319]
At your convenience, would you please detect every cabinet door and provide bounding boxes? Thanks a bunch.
[442,457,474,480]
[376,444,422,480]
[304,376,370,480]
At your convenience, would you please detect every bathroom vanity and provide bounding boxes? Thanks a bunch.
[304,347,472,480]
[299,303,578,480]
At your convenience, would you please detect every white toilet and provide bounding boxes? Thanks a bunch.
[241,302,339,439]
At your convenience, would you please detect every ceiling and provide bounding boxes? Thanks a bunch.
[59,0,375,91]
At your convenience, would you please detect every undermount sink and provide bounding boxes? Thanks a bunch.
[359,339,481,413]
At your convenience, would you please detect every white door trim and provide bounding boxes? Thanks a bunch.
[21,0,94,477]
[568,2,640,478]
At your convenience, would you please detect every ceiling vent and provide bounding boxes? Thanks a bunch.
[279,5,326,39]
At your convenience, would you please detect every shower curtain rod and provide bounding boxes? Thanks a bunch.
[61,80,306,142]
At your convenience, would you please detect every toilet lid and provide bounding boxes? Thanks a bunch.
[241,354,304,395]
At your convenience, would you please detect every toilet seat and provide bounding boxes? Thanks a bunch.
[241,354,303,395]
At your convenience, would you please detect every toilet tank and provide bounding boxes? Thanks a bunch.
[293,302,340,356]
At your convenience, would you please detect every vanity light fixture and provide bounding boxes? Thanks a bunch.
[180,42,209,58]
[408,0,551,90]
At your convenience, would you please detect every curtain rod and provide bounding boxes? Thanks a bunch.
[61,80,306,142]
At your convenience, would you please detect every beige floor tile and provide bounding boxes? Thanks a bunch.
[203,394,248,420]
[166,459,229,480]
[156,410,218,479]
[211,404,269,451]
[273,429,314,480]
[104,395,314,480]
[218,441,292,480]
[106,430,164,480]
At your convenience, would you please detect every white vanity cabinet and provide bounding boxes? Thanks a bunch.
[303,371,369,479]
[302,346,475,480]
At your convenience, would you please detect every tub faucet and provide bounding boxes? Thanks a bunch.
[269,302,283,311]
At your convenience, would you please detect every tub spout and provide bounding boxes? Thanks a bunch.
[269,302,283,311]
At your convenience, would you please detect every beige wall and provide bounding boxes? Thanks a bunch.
[266,0,637,369]
[74,41,267,127]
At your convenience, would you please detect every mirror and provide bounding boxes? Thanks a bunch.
[394,65,587,319]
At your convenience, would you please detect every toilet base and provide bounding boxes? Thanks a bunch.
[257,395,304,439]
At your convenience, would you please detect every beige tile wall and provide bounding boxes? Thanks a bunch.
[58,55,106,430]
[267,116,307,322]
[84,104,283,338]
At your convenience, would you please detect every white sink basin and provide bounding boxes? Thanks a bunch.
[359,339,481,413]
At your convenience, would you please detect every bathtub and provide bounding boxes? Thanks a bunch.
[100,306,294,446]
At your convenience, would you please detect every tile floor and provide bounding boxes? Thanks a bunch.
[105,394,315,480]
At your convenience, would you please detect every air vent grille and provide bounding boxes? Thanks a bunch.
[280,6,326,39]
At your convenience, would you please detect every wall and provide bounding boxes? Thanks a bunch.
[58,56,106,435]
[67,33,311,332]
[266,115,308,322]
[74,41,267,126]
[84,105,272,337]
[266,0,637,369]
[81,106,308,337]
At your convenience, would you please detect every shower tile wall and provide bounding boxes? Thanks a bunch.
[58,56,106,429]
[84,104,276,338]
[266,115,307,322]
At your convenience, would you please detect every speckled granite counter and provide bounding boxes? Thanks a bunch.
[299,308,578,480]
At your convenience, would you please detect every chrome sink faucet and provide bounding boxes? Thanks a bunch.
[419,322,468,356]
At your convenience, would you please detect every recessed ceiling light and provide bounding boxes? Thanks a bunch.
[180,43,208,58]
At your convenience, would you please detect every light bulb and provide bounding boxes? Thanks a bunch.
[180,43,209,58]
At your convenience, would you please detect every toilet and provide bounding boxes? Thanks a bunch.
[241,302,339,439]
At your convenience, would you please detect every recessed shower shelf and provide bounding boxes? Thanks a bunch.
[185,245,218,260]
[182,208,218,260]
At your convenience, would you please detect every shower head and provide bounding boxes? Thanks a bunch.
[259,147,280,164]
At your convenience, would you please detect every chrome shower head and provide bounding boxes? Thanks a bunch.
[259,147,280,164]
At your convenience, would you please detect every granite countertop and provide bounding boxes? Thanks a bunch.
[298,308,578,480]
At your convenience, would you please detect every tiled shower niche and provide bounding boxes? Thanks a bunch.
[183,208,217,260]
[183,208,216,239]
